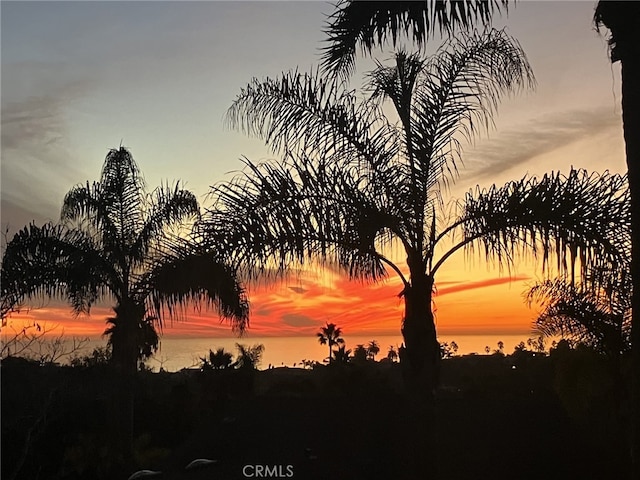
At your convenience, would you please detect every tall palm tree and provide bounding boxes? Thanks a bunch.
[322,2,640,472]
[322,0,509,77]
[0,147,249,467]
[316,322,345,364]
[208,30,627,395]
[594,3,640,474]
[206,30,628,480]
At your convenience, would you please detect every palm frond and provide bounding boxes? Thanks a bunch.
[1,222,116,315]
[99,147,147,249]
[226,68,397,173]
[130,182,200,264]
[528,278,630,355]
[204,156,395,282]
[438,169,630,277]
[411,29,534,189]
[142,244,249,333]
[322,0,510,78]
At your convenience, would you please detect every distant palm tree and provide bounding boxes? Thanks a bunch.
[366,340,380,360]
[333,344,352,364]
[322,0,509,77]
[387,345,398,362]
[352,344,369,364]
[316,322,345,364]
[234,343,265,370]
[202,347,234,370]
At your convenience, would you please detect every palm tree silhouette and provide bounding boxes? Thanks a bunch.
[333,344,352,364]
[316,322,345,364]
[234,343,265,370]
[0,147,249,464]
[210,31,626,397]
[366,340,380,360]
[322,1,640,470]
[1,147,249,371]
[387,345,398,362]
[202,347,234,370]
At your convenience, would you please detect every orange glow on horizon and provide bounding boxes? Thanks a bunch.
[3,270,537,340]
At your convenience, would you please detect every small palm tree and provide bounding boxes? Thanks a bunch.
[201,347,234,370]
[528,270,630,361]
[387,345,398,362]
[316,322,345,364]
[333,344,352,364]
[366,340,380,361]
[234,343,265,370]
[352,344,369,364]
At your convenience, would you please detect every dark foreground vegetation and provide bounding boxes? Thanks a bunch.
[3,345,631,480]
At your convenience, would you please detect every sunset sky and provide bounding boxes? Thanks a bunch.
[1,1,627,340]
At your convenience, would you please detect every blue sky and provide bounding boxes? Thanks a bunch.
[1,1,625,234]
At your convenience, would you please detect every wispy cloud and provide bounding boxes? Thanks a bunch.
[460,106,621,183]
[1,74,94,234]
[436,275,530,296]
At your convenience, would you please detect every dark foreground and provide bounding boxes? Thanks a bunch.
[2,351,632,480]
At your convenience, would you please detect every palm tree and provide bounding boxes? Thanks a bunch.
[234,343,265,370]
[366,340,380,360]
[0,147,249,465]
[352,344,369,364]
[316,322,345,364]
[528,271,631,361]
[209,30,626,395]
[1,147,249,372]
[201,347,234,370]
[322,1,640,471]
[206,32,627,480]
[322,0,509,77]
[387,345,398,362]
[594,4,640,473]
[333,344,352,364]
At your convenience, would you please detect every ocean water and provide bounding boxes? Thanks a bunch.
[50,334,537,372]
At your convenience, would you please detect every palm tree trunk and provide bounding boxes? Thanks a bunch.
[400,272,440,479]
[109,302,142,472]
[621,45,640,478]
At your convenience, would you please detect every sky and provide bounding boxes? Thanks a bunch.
[0,1,627,341]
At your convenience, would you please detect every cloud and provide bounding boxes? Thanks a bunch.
[460,106,621,183]
[436,275,530,296]
[1,66,95,234]
[281,313,318,327]
[287,286,308,294]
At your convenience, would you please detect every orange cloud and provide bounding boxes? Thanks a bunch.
[2,272,536,340]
